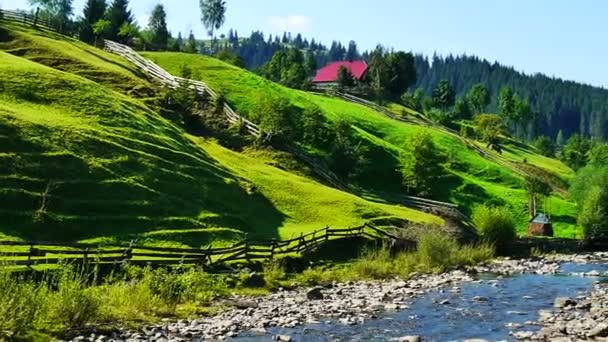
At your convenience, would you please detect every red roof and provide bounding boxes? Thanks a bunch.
[313,60,368,83]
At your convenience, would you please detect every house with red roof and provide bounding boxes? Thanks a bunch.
[312,60,368,87]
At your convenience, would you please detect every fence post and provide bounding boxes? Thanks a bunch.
[244,241,249,263]
[325,226,329,242]
[270,239,276,260]
[83,247,89,267]
[33,7,39,27]
[27,242,35,266]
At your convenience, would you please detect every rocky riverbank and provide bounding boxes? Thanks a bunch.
[65,253,608,342]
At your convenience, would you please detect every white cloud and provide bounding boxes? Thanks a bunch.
[269,15,312,32]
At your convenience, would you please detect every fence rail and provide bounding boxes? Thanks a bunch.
[0,223,410,267]
[0,9,55,32]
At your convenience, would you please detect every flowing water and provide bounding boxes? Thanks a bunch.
[234,263,608,342]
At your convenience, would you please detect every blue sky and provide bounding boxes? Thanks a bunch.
[2,0,606,87]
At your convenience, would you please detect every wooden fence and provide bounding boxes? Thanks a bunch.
[102,40,461,212]
[0,8,55,32]
[0,224,408,267]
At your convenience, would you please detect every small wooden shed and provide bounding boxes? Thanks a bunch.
[528,213,553,237]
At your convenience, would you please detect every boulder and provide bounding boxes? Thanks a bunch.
[587,323,608,338]
[395,336,421,342]
[554,297,576,309]
[274,335,292,342]
[306,286,324,300]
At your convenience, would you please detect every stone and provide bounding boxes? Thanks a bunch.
[473,296,488,302]
[395,336,421,342]
[273,336,292,342]
[554,297,576,309]
[306,286,324,300]
[512,331,534,340]
[439,299,451,305]
[587,323,608,338]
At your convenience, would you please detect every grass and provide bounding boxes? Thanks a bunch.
[0,230,494,339]
[0,22,437,247]
[143,51,579,237]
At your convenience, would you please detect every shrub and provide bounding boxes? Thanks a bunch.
[416,231,458,271]
[252,94,301,142]
[400,132,445,196]
[472,205,516,246]
[263,262,286,290]
[578,186,608,241]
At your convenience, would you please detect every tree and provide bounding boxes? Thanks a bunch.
[386,51,417,98]
[562,134,592,170]
[431,80,455,111]
[498,86,515,121]
[216,50,245,68]
[336,66,355,90]
[304,50,317,76]
[117,21,138,42]
[106,0,134,41]
[367,45,390,102]
[533,136,555,157]
[29,0,74,33]
[588,143,608,166]
[199,0,226,38]
[169,32,183,52]
[301,105,332,146]
[578,186,608,241]
[329,119,368,179]
[400,132,445,196]
[78,0,107,43]
[263,48,309,89]
[525,176,551,217]
[466,83,490,114]
[252,94,301,142]
[345,40,359,61]
[185,30,198,53]
[92,19,111,44]
[452,98,472,120]
[474,114,506,145]
[147,4,169,50]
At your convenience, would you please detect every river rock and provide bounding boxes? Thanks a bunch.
[306,286,324,300]
[273,335,292,342]
[554,297,576,309]
[394,336,421,342]
[587,323,608,338]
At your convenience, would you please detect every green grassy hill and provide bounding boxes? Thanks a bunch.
[0,23,438,247]
[143,52,579,237]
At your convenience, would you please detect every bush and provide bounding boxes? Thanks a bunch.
[416,231,458,271]
[472,205,516,246]
[400,132,445,196]
[252,94,301,142]
[263,262,286,290]
[578,186,608,241]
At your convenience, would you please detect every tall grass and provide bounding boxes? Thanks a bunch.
[298,232,495,283]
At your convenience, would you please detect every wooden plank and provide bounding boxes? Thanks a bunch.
[130,252,206,259]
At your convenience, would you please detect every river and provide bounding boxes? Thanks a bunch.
[235,262,608,341]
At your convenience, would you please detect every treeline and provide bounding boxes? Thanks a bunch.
[15,0,225,52]
[414,54,608,141]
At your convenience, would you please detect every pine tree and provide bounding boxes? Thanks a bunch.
[186,31,198,53]
[78,0,107,43]
[345,40,359,61]
[148,4,169,50]
[106,0,134,41]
